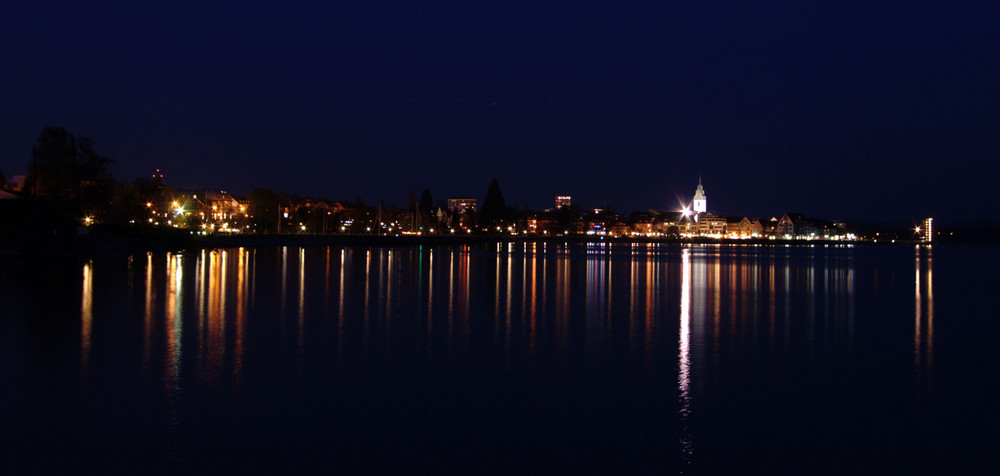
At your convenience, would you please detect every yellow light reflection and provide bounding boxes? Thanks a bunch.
[914,247,921,367]
[234,248,247,391]
[364,250,371,353]
[385,249,394,356]
[915,246,934,387]
[426,248,434,360]
[338,249,346,364]
[529,245,538,357]
[165,252,183,398]
[447,250,454,352]
[926,248,933,368]
[460,247,473,352]
[143,253,154,379]
[281,246,288,315]
[298,247,306,355]
[81,260,93,379]
[505,247,513,366]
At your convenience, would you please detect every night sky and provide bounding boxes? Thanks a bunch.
[2,1,998,222]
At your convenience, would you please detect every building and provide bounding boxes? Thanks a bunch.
[555,195,571,210]
[675,213,697,236]
[720,216,766,238]
[693,178,707,214]
[696,213,726,236]
[447,197,477,214]
[777,212,806,237]
[763,217,780,236]
[725,217,743,237]
[922,217,933,243]
[741,218,764,237]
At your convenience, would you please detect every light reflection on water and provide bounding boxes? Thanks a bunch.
[65,242,882,470]
[915,245,934,391]
[678,248,693,468]
[96,245,864,378]
[80,259,93,381]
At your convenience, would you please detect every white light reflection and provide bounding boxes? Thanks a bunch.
[165,252,184,426]
[679,248,694,466]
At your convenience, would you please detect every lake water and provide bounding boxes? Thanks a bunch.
[1,243,998,474]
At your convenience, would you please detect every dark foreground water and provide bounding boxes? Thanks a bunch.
[1,243,998,474]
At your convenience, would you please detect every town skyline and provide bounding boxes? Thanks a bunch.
[0,136,939,241]
[0,134,880,231]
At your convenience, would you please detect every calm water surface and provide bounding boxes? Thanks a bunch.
[2,243,998,474]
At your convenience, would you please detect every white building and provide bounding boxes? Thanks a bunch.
[693,177,707,214]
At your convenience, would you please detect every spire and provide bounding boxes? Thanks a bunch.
[693,177,707,213]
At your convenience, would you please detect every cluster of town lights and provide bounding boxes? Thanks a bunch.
[96,182,879,242]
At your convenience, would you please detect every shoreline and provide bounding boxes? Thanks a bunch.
[0,231,946,260]
[74,232,916,254]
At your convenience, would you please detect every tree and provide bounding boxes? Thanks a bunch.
[25,127,114,204]
[418,189,433,213]
[247,188,280,234]
[26,127,78,199]
[132,176,169,206]
[481,178,506,230]
[104,181,143,226]
[557,204,581,232]
[418,189,435,229]
[74,137,115,217]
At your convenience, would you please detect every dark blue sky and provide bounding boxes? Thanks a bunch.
[2,1,998,222]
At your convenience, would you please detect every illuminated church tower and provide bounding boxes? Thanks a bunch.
[693,177,707,214]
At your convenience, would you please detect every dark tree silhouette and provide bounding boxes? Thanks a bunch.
[418,189,435,229]
[24,127,115,218]
[481,178,506,229]
[418,189,433,213]
[247,188,281,233]
[26,127,78,199]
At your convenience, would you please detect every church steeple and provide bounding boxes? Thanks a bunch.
[693,177,707,214]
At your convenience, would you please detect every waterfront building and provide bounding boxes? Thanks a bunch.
[725,217,743,237]
[696,213,727,236]
[555,195,571,209]
[922,217,934,242]
[676,213,697,236]
[722,217,765,238]
[742,218,764,237]
[763,217,780,236]
[777,212,807,237]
